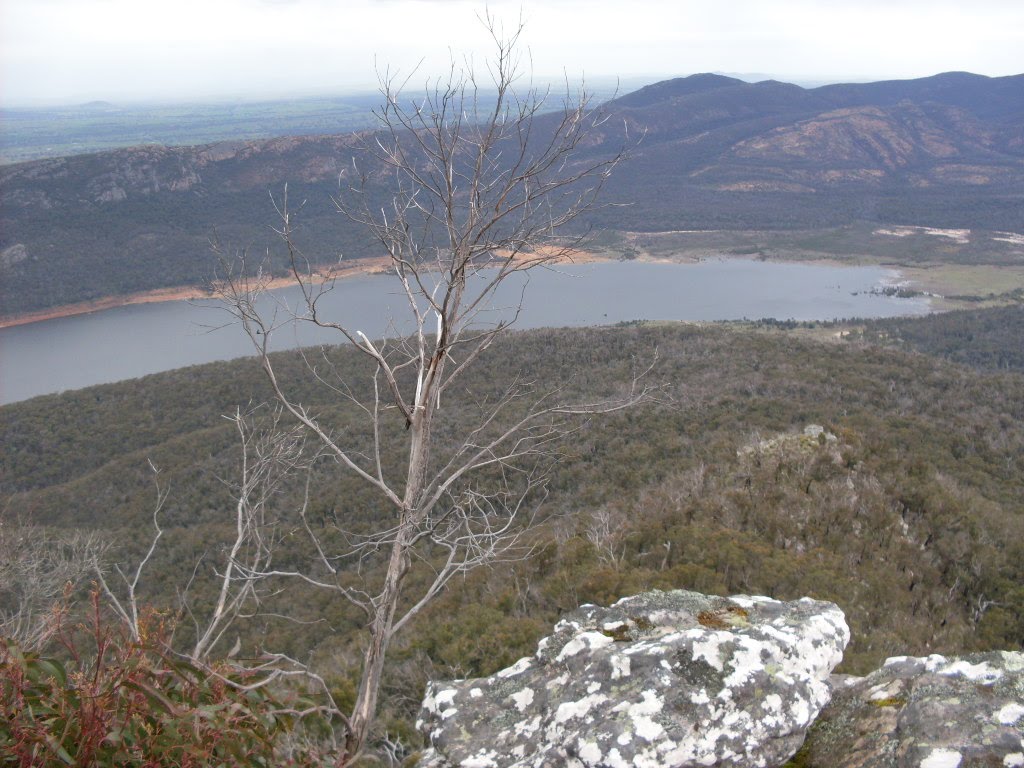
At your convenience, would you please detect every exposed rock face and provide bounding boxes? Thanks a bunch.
[416,590,849,768]
[797,652,1024,768]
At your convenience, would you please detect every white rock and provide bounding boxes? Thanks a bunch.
[417,589,848,768]
[920,748,962,768]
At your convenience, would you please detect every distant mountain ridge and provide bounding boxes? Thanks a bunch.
[598,70,1024,192]
[1,71,1023,317]
[612,73,746,108]
[612,71,1024,119]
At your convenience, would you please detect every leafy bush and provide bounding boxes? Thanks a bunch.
[0,594,316,767]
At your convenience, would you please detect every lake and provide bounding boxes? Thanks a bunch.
[0,259,929,405]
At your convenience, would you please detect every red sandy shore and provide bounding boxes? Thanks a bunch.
[1,285,224,329]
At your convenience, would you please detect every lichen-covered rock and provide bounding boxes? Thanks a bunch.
[794,651,1024,768]
[416,589,849,768]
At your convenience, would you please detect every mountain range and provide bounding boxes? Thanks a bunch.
[585,71,1024,230]
[1,71,1022,317]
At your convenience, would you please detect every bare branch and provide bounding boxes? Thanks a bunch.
[191,405,307,661]
[206,15,643,763]
[96,461,168,642]
[0,523,107,651]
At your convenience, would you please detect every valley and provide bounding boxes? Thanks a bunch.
[0,79,643,165]
[2,65,1023,764]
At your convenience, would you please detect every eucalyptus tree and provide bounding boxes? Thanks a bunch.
[214,19,646,762]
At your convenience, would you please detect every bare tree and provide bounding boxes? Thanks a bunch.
[189,407,307,662]
[92,410,352,754]
[0,522,106,650]
[96,459,170,644]
[96,410,307,663]
[214,18,647,762]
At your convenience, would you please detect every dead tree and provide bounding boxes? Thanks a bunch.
[96,410,306,663]
[215,17,646,762]
[0,523,106,651]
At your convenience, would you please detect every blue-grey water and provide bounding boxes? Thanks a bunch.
[0,260,929,405]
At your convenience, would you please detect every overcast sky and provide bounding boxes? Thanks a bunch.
[2,0,1022,106]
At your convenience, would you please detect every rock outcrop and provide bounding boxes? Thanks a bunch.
[795,651,1024,768]
[416,590,849,768]
[0,243,28,270]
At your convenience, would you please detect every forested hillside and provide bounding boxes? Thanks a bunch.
[3,317,1022,738]
[861,304,1024,371]
[2,71,1023,318]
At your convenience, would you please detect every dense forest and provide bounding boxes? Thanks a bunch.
[860,304,1024,371]
[3,308,1023,749]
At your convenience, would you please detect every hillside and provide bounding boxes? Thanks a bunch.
[2,317,1022,736]
[860,304,1024,370]
[2,71,1023,318]
[588,72,1024,231]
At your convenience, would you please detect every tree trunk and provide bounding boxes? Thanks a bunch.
[342,413,433,763]
[343,530,409,763]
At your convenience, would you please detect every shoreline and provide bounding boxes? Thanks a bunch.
[0,250,922,330]
[0,256,395,330]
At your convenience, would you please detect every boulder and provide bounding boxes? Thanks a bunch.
[416,589,849,768]
[794,651,1024,768]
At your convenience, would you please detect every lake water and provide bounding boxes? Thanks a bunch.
[0,259,929,405]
